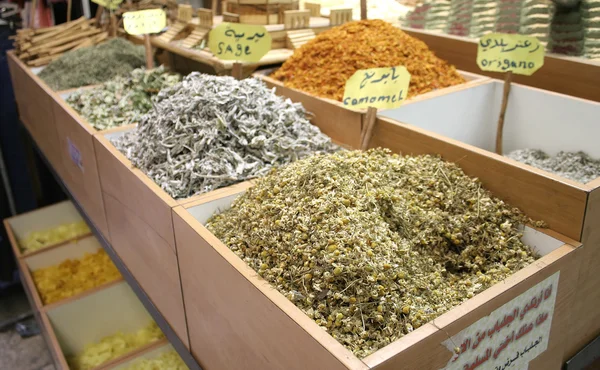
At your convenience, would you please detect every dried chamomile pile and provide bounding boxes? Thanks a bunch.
[67,66,181,131]
[39,38,146,91]
[68,321,164,370]
[508,149,600,184]
[207,149,542,358]
[19,220,90,254]
[113,73,338,199]
[32,248,121,305]
[271,20,465,101]
[121,351,188,370]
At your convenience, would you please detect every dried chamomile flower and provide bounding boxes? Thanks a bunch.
[113,73,338,199]
[20,220,90,254]
[32,249,121,305]
[207,149,541,358]
[121,351,188,370]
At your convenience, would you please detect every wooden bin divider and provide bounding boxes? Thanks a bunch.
[173,182,582,370]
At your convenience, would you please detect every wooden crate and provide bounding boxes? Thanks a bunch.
[6,51,64,176]
[19,236,124,310]
[376,81,600,359]
[3,200,92,259]
[173,184,581,370]
[400,27,600,103]
[51,89,111,239]
[42,281,168,370]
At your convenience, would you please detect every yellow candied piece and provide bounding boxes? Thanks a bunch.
[32,249,121,305]
[122,350,188,370]
[68,322,165,370]
[20,220,91,254]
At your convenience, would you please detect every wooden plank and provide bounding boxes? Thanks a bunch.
[173,204,367,370]
[52,94,110,239]
[370,116,588,241]
[103,193,189,349]
[402,27,600,103]
[365,243,580,369]
[565,186,600,360]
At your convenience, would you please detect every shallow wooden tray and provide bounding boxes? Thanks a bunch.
[173,185,581,370]
[3,200,92,259]
[41,281,167,370]
[376,80,600,358]
[6,51,64,177]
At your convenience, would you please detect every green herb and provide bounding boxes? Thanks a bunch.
[67,66,181,131]
[207,149,543,358]
[39,38,145,91]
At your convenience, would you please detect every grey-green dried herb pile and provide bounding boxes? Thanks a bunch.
[113,72,338,199]
[507,149,600,184]
[67,66,181,131]
[207,149,542,358]
[39,38,146,91]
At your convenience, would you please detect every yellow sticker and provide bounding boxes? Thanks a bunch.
[343,66,411,110]
[177,4,193,22]
[91,0,122,10]
[123,9,167,35]
[477,33,545,76]
[208,23,272,63]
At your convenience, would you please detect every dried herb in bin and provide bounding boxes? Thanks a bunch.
[113,73,338,199]
[207,149,543,358]
[271,20,465,102]
[67,66,181,131]
[39,38,146,91]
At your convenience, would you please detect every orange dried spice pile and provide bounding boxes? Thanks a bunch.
[32,249,121,305]
[272,19,465,101]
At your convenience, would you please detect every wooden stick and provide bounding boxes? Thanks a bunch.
[95,6,104,25]
[110,13,117,37]
[30,0,37,29]
[360,0,367,20]
[495,71,513,155]
[144,34,154,69]
[232,62,243,80]
[360,107,378,150]
[67,0,72,21]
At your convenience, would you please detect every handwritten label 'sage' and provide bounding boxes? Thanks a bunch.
[123,8,167,35]
[477,33,545,76]
[209,23,272,63]
[343,66,411,110]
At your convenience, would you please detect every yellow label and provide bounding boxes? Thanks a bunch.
[343,66,411,110]
[123,9,167,35]
[208,23,272,63]
[91,0,122,10]
[177,4,193,22]
[477,33,545,76]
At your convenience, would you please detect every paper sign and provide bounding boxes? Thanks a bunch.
[208,23,272,63]
[177,4,193,22]
[440,271,560,370]
[477,33,545,76]
[342,66,411,110]
[67,138,84,172]
[91,0,122,10]
[123,9,167,35]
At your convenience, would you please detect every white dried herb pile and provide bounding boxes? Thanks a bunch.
[66,66,181,131]
[113,73,338,199]
[39,38,145,91]
[207,149,543,358]
[508,149,600,184]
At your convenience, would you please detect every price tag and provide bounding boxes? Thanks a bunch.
[123,9,167,35]
[177,4,193,22]
[91,0,122,10]
[208,23,272,63]
[343,66,411,110]
[477,33,545,76]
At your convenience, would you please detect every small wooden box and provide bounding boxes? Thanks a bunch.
[42,281,167,370]
[3,200,92,259]
[173,185,581,370]
[19,236,123,309]
[6,51,64,176]
[51,88,111,239]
